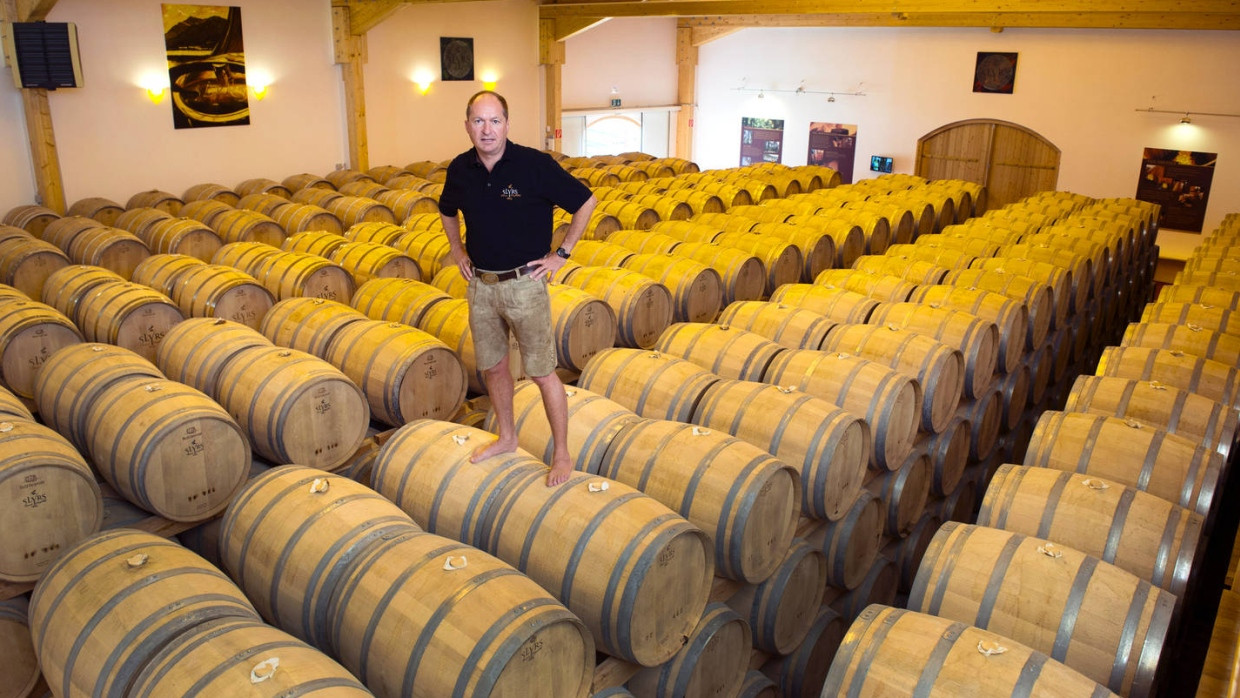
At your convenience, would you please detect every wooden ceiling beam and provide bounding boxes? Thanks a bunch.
[15,0,57,21]
[550,16,610,40]
[336,0,405,35]
[541,1,1240,29]
[541,0,1240,13]
[687,23,742,45]
[675,11,1240,30]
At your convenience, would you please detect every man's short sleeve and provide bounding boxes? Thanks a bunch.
[540,153,592,213]
[438,157,466,217]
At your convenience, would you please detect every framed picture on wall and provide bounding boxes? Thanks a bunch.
[807,122,857,183]
[739,117,784,166]
[973,52,1018,94]
[1136,147,1217,233]
[162,4,250,129]
[440,37,475,81]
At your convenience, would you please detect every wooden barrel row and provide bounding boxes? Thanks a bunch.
[0,382,102,585]
[804,192,1164,697]
[257,296,468,427]
[154,318,370,471]
[4,178,1155,698]
[31,472,593,697]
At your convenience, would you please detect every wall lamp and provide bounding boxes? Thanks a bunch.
[146,86,166,104]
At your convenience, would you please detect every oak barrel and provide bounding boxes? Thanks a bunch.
[692,378,869,521]
[801,491,884,590]
[576,347,719,423]
[0,300,83,400]
[627,603,751,697]
[821,323,963,434]
[978,465,1202,597]
[371,420,711,666]
[214,345,369,470]
[83,378,250,521]
[764,349,921,471]
[653,322,785,382]
[1094,345,1240,410]
[324,319,468,426]
[822,605,1119,697]
[1064,374,1237,459]
[717,300,837,350]
[0,420,102,583]
[558,266,674,349]
[598,417,799,582]
[1023,410,1222,518]
[726,539,826,654]
[127,617,370,696]
[29,530,260,698]
[908,523,1173,697]
[32,342,164,451]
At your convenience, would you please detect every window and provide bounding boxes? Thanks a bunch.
[559,108,674,158]
[584,114,642,156]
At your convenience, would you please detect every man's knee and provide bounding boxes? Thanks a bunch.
[527,370,562,388]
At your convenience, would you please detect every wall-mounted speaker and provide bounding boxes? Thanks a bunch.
[1,21,83,89]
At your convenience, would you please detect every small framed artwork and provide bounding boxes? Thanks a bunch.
[440,37,474,81]
[973,52,1017,94]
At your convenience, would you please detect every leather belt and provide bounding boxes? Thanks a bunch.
[477,264,537,284]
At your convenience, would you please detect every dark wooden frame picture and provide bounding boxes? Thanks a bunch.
[440,37,475,82]
[973,51,1018,94]
[162,4,250,129]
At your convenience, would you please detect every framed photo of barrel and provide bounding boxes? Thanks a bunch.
[162,4,250,129]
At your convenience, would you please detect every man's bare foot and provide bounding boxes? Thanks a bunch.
[546,459,573,487]
[471,436,516,463]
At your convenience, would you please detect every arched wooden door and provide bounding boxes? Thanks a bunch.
[916,119,1060,212]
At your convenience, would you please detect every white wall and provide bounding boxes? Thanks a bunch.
[2,6,1236,259]
[692,26,1240,257]
[8,0,346,210]
[562,18,677,110]
[0,0,541,215]
[363,0,542,167]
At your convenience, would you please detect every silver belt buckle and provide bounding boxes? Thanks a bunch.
[481,272,500,285]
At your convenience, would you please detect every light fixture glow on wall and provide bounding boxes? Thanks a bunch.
[251,83,269,101]
[412,68,434,95]
[480,70,498,91]
[1180,114,1191,124]
[139,73,168,104]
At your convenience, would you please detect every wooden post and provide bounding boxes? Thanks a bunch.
[540,18,565,153]
[332,3,369,172]
[675,24,696,162]
[2,0,67,213]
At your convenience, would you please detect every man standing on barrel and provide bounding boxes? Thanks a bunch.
[439,90,597,486]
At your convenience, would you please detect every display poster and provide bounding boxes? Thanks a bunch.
[808,122,858,184]
[1136,147,1217,233]
[162,4,249,129]
[740,117,785,166]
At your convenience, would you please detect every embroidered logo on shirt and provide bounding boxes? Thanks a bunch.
[501,184,521,200]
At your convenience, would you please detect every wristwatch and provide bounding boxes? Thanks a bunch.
[555,247,571,259]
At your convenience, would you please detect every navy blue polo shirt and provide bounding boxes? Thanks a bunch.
[438,140,591,271]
